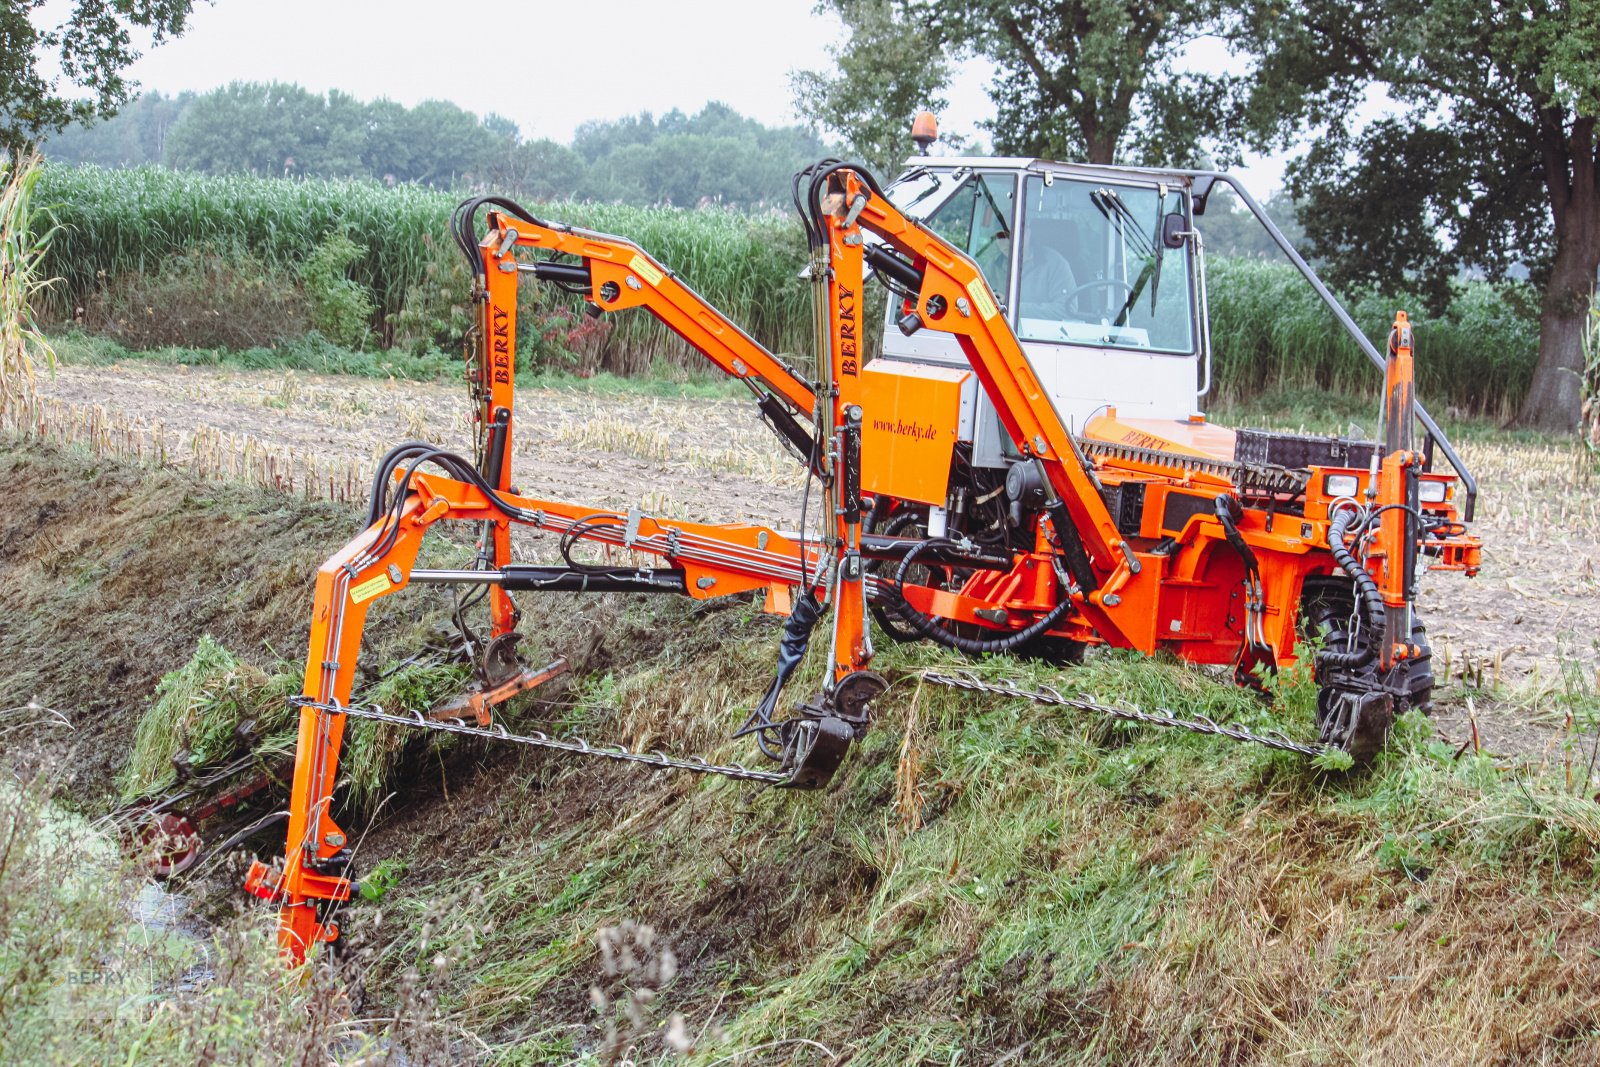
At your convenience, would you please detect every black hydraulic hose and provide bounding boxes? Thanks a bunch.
[368,440,439,525]
[867,510,927,644]
[805,161,888,245]
[1320,506,1383,670]
[452,195,547,282]
[889,538,1074,656]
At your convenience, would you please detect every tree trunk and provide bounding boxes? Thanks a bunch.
[1517,230,1598,432]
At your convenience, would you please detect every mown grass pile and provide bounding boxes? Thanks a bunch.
[118,635,298,799]
[119,638,472,814]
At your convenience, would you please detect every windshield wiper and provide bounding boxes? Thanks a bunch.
[1112,189,1168,328]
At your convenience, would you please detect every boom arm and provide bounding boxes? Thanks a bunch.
[457,197,816,435]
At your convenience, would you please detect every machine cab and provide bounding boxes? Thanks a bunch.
[871,158,1208,471]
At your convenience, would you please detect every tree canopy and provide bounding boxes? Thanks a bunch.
[792,0,955,175]
[1241,0,1600,431]
[1,0,196,152]
[796,0,1241,169]
[44,85,827,208]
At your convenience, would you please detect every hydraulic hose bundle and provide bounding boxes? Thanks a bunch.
[1319,503,1387,670]
[884,537,1074,656]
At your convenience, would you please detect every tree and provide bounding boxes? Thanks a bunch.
[795,1,1240,170]
[792,0,954,175]
[1,0,196,152]
[41,89,194,167]
[165,82,344,177]
[568,104,826,206]
[1198,187,1310,260]
[395,100,493,185]
[1242,0,1600,433]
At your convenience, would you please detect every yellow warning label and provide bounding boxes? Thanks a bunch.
[629,254,664,287]
[965,277,999,320]
[349,574,392,604]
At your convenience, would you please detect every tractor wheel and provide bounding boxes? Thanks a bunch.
[1299,576,1433,761]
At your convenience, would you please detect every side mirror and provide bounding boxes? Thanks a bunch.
[1161,212,1189,249]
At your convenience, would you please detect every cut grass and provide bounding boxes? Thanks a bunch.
[117,635,298,800]
[344,593,1600,1065]
[8,437,1600,1064]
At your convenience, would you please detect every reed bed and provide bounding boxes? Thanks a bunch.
[34,163,812,368]
[33,163,1540,415]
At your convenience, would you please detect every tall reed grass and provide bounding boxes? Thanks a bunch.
[1207,258,1539,420]
[34,163,1540,414]
[2,155,57,412]
[35,163,812,364]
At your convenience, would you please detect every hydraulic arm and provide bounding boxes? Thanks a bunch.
[247,161,1479,963]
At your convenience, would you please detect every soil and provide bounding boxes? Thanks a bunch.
[28,361,1600,761]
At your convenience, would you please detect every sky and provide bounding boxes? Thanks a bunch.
[62,0,1293,193]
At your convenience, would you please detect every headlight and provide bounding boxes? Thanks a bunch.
[1325,474,1359,498]
[1418,479,1449,504]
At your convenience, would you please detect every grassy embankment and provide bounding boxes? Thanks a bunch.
[4,438,1600,1065]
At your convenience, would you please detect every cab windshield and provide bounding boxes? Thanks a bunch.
[1017,175,1195,354]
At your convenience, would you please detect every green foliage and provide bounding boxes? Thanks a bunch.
[81,240,310,350]
[0,1,196,151]
[341,660,472,813]
[35,163,813,371]
[811,1,1242,166]
[2,155,58,407]
[793,0,956,175]
[570,102,827,207]
[38,89,193,167]
[1240,0,1600,431]
[47,84,826,208]
[31,162,1545,414]
[299,232,376,348]
[360,858,408,903]
[1207,256,1540,419]
[1196,186,1308,260]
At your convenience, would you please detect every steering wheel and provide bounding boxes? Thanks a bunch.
[1061,277,1134,317]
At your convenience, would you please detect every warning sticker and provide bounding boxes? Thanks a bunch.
[965,277,999,320]
[629,254,665,287]
[349,573,392,604]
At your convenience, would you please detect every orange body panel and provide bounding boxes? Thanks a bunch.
[859,359,969,506]
[1084,412,1238,461]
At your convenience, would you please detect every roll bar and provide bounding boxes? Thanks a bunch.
[1189,172,1478,521]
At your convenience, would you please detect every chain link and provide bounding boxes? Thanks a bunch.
[920,670,1334,758]
[289,696,791,784]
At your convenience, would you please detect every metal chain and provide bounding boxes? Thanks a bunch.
[920,670,1335,758]
[289,696,790,784]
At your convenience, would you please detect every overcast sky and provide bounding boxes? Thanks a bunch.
[95,0,1291,192]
